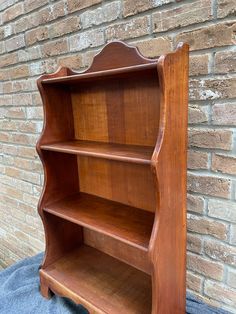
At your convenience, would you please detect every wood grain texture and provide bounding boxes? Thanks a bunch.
[78,157,156,212]
[71,72,160,146]
[64,69,160,153]
[43,192,154,251]
[149,43,189,314]
[37,41,189,314]
[41,63,157,85]
[40,245,152,314]
[84,229,151,274]
[40,140,153,164]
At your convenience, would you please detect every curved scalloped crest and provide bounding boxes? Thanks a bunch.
[84,41,157,73]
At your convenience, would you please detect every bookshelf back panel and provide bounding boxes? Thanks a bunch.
[84,228,151,274]
[71,71,160,146]
[78,156,156,212]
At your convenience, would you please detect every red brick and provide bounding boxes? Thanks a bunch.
[187,214,228,240]
[188,128,232,150]
[66,0,102,13]
[189,54,209,76]
[212,103,236,126]
[12,80,33,93]
[153,0,212,33]
[205,280,236,306]
[2,82,12,93]
[1,143,17,156]
[187,271,203,292]
[0,132,10,142]
[188,150,208,170]
[187,233,203,254]
[0,52,18,68]
[105,16,150,41]
[123,0,174,17]
[31,7,53,27]
[14,17,30,34]
[24,0,48,13]
[217,0,236,18]
[212,154,236,176]
[58,55,83,70]
[4,107,26,119]
[52,1,65,19]
[188,173,230,198]
[187,253,224,280]
[12,94,32,106]
[20,47,41,62]
[50,16,80,39]
[41,38,68,57]
[3,3,24,23]
[204,240,236,266]
[215,50,236,73]
[5,34,25,52]
[190,77,236,101]
[0,95,12,106]
[8,65,29,80]
[32,93,43,107]
[175,22,236,51]
[25,27,49,46]
[187,194,205,214]
[188,105,208,124]
[17,146,37,159]
[18,121,42,133]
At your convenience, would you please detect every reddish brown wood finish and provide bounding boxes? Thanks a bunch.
[44,192,154,251]
[40,245,152,314]
[149,43,189,314]
[37,41,189,314]
[40,140,153,164]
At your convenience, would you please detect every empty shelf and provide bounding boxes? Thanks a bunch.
[43,193,154,251]
[41,245,152,314]
[40,140,154,164]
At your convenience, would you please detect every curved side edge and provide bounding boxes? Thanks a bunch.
[149,42,189,314]
[36,66,75,269]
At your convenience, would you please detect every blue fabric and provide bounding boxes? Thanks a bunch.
[0,253,231,314]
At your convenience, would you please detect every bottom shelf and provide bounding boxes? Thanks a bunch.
[40,245,152,314]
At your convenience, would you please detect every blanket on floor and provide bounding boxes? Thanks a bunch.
[0,253,230,314]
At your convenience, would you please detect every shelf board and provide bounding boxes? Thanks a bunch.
[41,245,152,314]
[44,193,154,251]
[40,140,153,165]
[41,63,157,85]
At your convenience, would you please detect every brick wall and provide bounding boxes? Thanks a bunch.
[0,0,235,312]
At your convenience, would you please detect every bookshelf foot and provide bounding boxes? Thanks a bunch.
[40,275,51,299]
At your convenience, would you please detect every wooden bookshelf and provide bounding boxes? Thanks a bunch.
[37,41,189,313]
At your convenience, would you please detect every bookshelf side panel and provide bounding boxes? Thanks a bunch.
[149,43,189,314]
[37,68,82,269]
